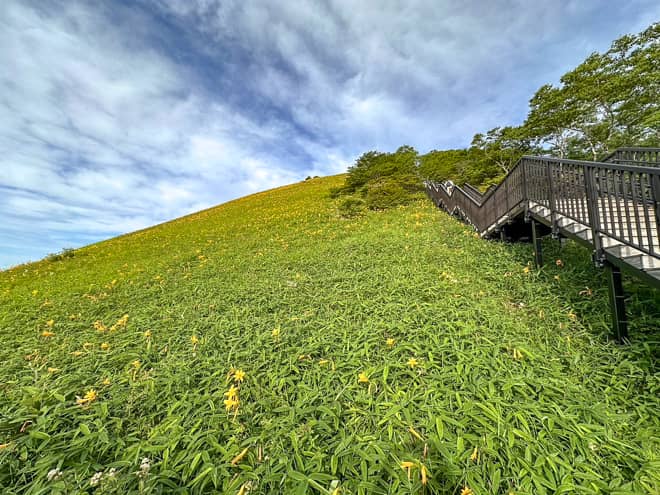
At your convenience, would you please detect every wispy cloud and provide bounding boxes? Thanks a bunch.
[1,0,658,268]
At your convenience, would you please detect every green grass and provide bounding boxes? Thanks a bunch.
[0,175,658,494]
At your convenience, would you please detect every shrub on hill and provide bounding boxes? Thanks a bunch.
[45,248,76,262]
[333,146,425,211]
[337,196,366,218]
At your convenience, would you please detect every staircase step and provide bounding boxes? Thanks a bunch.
[575,229,593,241]
[565,223,589,234]
[618,254,660,270]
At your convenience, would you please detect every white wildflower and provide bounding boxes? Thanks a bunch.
[90,471,103,486]
[107,467,117,479]
[136,457,151,478]
[47,468,63,482]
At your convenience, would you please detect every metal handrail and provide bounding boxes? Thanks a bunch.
[426,150,660,259]
[601,147,660,166]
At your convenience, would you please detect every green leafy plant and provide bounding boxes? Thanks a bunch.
[0,175,658,494]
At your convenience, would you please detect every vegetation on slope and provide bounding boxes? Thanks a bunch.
[0,176,658,494]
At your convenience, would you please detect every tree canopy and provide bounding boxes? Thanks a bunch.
[338,22,658,206]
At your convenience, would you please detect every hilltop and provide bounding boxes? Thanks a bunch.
[0,176,658,494]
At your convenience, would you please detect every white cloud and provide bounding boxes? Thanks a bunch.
[1,0,659,267]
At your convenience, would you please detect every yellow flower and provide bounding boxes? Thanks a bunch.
[554,275,560,281]
[41,330,55,338]
[408,426,424,441]
[231,447,249,466]
[76,389,97,406]
[31,289,38,296]
[131,360,141,369]
[234,369,246,382]
[47,367,59,374]
[224,398,239,412]
[71,351,84,356]
[523,266,531,274]
[102,378,111,386]
[224,385,239,401]
[386,338,395,347]
[93,321,107,332]
[46,319,54,327]
[420,463,428,485]
[144,330,152,338]
[191,335,199,345]
[272,326,281,338]
[83,342,94,349]
[400,461,415,480]
[461,487,473,495]
[358,372,369,384]
[407,358,419,368]
[470,446,478,462]
[100,342,110,350]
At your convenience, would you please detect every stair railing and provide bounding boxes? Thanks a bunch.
[426,154,660,258]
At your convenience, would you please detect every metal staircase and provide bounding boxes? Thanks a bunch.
[425,147,660,341]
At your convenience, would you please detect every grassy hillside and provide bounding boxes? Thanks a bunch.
[0,175,658,494]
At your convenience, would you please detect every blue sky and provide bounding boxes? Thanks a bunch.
[1,0,658,269]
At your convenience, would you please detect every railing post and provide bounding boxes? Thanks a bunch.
[652,172,660,241]
[605,262,628,342]
[584,164,604,267]
[505,175,510,214]
[546,160,558,237]
[531,219,543,268]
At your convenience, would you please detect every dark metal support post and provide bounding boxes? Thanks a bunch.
[605,262,628,342]
[584,165,604,267]
[651,173,660,248]
[531,219,543,268]
[546,161,558,237]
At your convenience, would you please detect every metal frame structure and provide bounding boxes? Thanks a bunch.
[425,148,660,342]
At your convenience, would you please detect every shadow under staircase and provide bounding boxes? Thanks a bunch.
[425,147,660,342]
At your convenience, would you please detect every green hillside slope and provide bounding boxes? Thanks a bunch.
[0,175,658,494]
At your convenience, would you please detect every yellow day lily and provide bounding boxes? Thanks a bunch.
[76,389,97,406]
[231,447,249,466]
[234,369,246,382]
[407,358,419,368]
[420,463,428,485]
[400,461,415,480]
